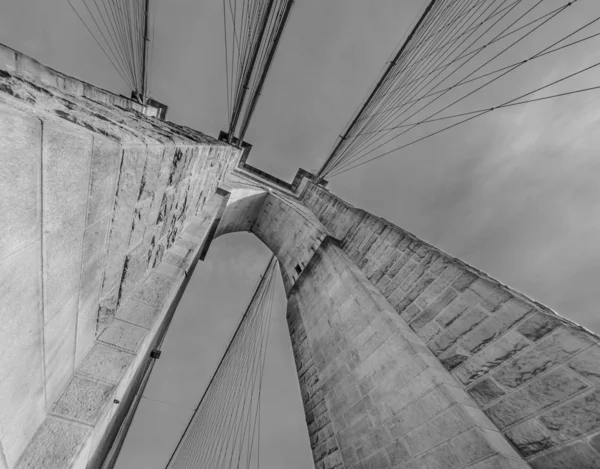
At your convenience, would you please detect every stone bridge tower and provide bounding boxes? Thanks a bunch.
[2,44,600,469]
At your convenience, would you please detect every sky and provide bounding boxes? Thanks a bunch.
[1,0,600,468]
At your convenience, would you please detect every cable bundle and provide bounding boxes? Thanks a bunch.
[67,0,154,100]
[223,0,295,142]
[318,0,600,178]
[165,256,277,469]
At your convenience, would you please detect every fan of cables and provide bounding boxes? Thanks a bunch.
[223,0,295,143]
[67,0,155,102]
[318,0,600,179]
[165,255,278,469]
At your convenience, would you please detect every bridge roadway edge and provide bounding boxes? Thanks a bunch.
[1,42,600,469]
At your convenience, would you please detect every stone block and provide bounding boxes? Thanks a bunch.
[51,376,114,425]
[353,448,389,469]
[454,331,530,385]
[115,299,159,329]
[388,386,462,439]
[44,295,77,408]
[410,288,458,330]
[567,346,600,385]
[0,105,40,261]
[102,145,146,292]
[528,441,600,469]
[467,378,506,407]
[451,427,519,465]
[0,45,17,72]
[451,271,478,291]
[461,299,532,354]
[0,244,43,440]
[398,252,439,292]
[438,344,470,370]
[42,121,91,234]
[78,343,134,384]
[392,273,436,311]
[467,454,530,469]
[431,305,488,354]
[413,265,461,310]
[504,418,557,457]
[539,389,600,442]
[154,261,185,279]
[130,272,177,307]
[97,319,147,353]
[416,320,443,343]
[78,218,109,306]
[128,199,152,249]
[516,311,563,341]
[384,439,410,466]
[410,443,464,469]
[493,328,594,388]
[13,417,90,469]
[486,368,588,429]
[96,284,119,333]
[119,241,151,300]
[43,228,84,323]
[74,296,99,368]
[163,251,188,269]
[1,387,45,469]
[403,405,475,456]
[479,287,513,313]
[590,432,600,454]
[435,289,481,328]
[138,145,165,202]
[85,137,121,226]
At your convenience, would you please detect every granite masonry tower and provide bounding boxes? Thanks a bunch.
[2,43,600,469]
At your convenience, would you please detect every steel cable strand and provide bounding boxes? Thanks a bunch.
[332,0,574,174]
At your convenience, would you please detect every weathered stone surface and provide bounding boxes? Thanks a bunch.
[493,328,593,388]
[452,271,478,292]
[42,122,91,234]
[435,290,481,328]
[467,378,506,407]
[102,145,146,293]
[97,319,147,353]
[540,390,600,442]
[455,331,530,385]
[431,306,488,354]
[78,344,134,384]
[130,272,177,306]
[43,229,84,324]
[590,432,600,454]
[85,137,121,226]
[567,346,600,385]
[439,344,470,370]
[0,244,43,442]
[51,376,114,425]
[403,406,474,456]
[528,442,600,469]
[44,295,77,407]
[516,311,563,342]
[451,427,518,464]
[0,105,40,261]
[504,419,557,457]
[486,369,588,428]
[118,241,151,300]
[78,219,109,306]
[13,417,90,469]
[410,288,457,330]
[74,296,99,368]
[461,299,532,354]
[115,299,159,329]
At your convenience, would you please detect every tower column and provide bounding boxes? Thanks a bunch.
[287,238,528,469]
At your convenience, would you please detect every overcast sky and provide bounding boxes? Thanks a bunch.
[2,0,600,468]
